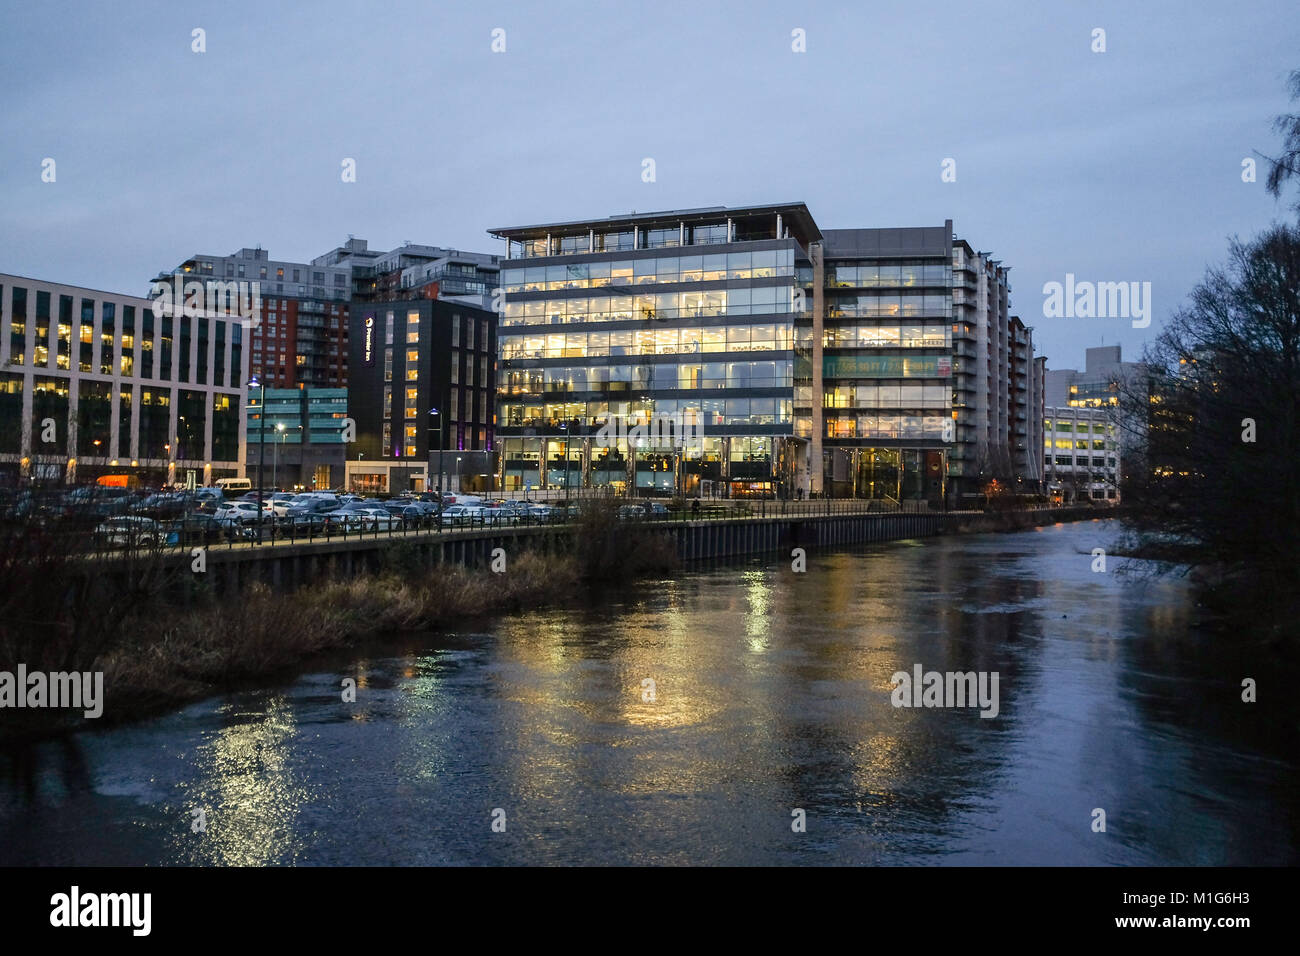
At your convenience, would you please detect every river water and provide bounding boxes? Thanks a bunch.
[1,519,1295,865]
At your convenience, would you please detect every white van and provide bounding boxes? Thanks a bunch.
[216,477,253,493]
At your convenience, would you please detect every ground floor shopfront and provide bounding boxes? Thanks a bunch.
[495,435,804,499]
[494,436,948,503]
[820,446,947,507]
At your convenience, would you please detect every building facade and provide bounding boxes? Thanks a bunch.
[1043,405,1121,503]
[159,248,352,389]
[1045,345,1141,408]
[346,299,497,494]
[489,205,1042,504]
[492,204,814,498]
[244,386,349,491]
[0,274,246,487]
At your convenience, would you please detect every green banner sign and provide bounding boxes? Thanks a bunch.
[823,355,952,378]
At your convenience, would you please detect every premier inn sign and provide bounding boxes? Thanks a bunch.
[363,315,375,365]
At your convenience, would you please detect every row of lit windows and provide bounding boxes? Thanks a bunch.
[501,250,796,292]
[501,325,793,360]
[1047,420,1112,434]
[499,435,777,462]
[501,360,792,394]
[826,263,951,288]
[501,287,797,326]
[501,398,795,428]
[823,325,952,348]
[1048,439,1116,450]
[826,293,952,318]
[823,384,952,409]
[7,326,237,383]
[825,414,952,440]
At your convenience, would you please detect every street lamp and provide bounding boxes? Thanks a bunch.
[273,422,285,492]
[559,420,572,505]
[455,456,462,494]
[428,407,443,497]
[250,375,266,543]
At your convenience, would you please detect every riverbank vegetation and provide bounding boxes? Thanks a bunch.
[0,500,678,740]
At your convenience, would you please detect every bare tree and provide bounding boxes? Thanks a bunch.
[1118,223,1300,597]
[1262,69,1300,213]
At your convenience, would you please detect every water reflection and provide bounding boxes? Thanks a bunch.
[1,521,1296,865]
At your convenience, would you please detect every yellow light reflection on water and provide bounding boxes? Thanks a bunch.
[173,696,315,866]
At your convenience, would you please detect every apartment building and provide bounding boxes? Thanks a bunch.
[158,248,351,389]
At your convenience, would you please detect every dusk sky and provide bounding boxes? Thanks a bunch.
[2,0,1296,370]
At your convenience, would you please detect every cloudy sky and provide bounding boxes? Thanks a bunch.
[2,0,1296,369]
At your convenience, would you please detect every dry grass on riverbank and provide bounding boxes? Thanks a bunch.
[97,550,580,715]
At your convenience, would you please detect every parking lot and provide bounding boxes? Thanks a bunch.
[1,484,923,555]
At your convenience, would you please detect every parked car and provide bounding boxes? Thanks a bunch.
[527,504,555,522]
[214,500,272,526]
[346,506,402,531]
[277,511,328,534]
[618,504,647,520]
[285,494,340,518]
[93,516,161,549]
[440,504,483,527]
[163,513,225,546]
[267,493,297,517]
[644,502,670,517]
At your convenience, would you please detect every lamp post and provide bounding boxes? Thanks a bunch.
[250,375,266,543]
[455,456,462,494]
[559,420,571,505]
[428,407,442,497]
[273,422,285,492]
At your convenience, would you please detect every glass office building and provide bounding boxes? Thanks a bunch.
[490,204,820,498]
[489,207,1042,504]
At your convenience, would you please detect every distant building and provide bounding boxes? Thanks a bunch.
[0,273,246,487]
[158,239,501,404]
[157,248,351,389]
[1044,405,1121,504]
[244,386,349,491]
[1045,345,1142,408]
[319,240,500,310]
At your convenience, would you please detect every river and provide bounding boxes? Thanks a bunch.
[1,519,1295,865]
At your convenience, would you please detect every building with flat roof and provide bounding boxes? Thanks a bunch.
[1045,345,1142,408]
[488,205,1042,504]
[157,248,351,390]
[244,386,349,491]
[1044,405,1120,503]
[0,273,247,487]
[492,203,813,498]
[346,299,496,495]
